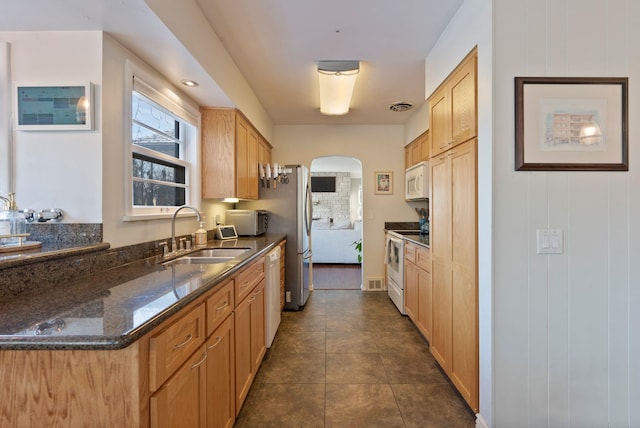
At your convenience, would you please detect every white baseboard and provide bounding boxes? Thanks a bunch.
[475,413,489,428]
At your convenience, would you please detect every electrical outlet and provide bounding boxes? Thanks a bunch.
[536,228,563,254]
[285,291,291,302]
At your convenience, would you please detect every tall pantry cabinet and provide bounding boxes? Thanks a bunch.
[428,48,478,412]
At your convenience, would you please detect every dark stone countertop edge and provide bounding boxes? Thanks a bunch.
[0,237,284,351]
[0,242,111,270]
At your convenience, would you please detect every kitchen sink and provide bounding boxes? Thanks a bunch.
[167,256,235,265]
[187,248,251,258]
[163,247,251,266]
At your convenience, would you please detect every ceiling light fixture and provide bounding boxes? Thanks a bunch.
[317,60,359,116]
[180,79,199,88]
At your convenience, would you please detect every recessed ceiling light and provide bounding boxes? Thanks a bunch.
[181,79,199,87]
[388,101,413,112]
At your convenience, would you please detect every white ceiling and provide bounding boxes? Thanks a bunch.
[0,0,464,125]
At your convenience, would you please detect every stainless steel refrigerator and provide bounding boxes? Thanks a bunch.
[239,164,312,310]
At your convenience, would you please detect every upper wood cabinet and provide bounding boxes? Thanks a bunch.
[428,49,477,158]
[405,130,430,169]
[200,108,272,200]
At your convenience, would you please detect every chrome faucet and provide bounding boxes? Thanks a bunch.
[170,205,202,254]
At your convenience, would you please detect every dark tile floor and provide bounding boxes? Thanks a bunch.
[234,290,476,427]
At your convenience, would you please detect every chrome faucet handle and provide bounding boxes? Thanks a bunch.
[158,241,169,257]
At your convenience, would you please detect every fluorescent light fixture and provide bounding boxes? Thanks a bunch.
[222,198,239,203]
[318,60,359,115]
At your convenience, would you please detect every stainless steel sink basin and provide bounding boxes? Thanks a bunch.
[163,247,251,266]
[187,248,251,258]
[168,256,234,265]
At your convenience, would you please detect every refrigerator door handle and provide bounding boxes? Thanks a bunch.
[305,181,312,236]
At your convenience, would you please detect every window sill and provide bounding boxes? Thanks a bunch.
[122,212,199,222]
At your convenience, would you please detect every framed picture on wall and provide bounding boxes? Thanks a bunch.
[515,76,628,171]
[14,82,93,131]
[374,171,393,195]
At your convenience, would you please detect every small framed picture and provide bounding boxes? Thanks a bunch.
[515,76,628,171]
[14,82,93,131]
[374,171,393,195]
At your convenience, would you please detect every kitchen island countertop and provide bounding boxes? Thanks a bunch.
[0,234,285,351]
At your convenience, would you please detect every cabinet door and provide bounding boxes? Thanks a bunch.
[201,108,236,198]
[150,346,208,428]
[206,316,235,428]
[250,281,266,370]
[429,89,452,158]
[235,116,249,199]
[429,151,452,372]
[234,293,252,414]
[416,267,432,342]
[246,128,259,200]
[449,139,478,410]
[450,57,477,146]
[404,261,418,322]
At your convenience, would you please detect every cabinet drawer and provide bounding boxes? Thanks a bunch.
[235,257,265,304]
[206,279,235,336]
[405,242,417,264]
[149,303,205,391]
[416,246,431,272]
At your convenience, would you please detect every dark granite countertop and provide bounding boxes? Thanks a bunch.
[0,242,111,270]
[0,234,284,351]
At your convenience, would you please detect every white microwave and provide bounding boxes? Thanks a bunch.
[405,161,429,200]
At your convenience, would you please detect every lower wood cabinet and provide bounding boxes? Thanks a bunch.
[234,280,266,414]
[205,315,235,428]
[0,248,274,428]
[404,241,432,341]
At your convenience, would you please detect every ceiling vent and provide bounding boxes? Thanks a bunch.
[388,101,413,112]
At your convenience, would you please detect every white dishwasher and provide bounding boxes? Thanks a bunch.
[265,245,281,348]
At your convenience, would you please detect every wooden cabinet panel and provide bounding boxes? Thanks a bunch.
[429,138,478,411]
[416,267,432,341]
[430,258,452,371]
[404,130,430,168]
[234,289,253,414]
[201,109,236,198]
[234,279,266,414]
[404,260,418,321]
[450,58,476,145]
[428,49,476,158]
[205,315,235,428]
[429,91,452,158]
[206,280,234,337]
[404,241,432,342]
[201,108,268,200]
[149,304,206,392]
[235,257,265,303]
[150,345,207,428]
[250,281,266,370]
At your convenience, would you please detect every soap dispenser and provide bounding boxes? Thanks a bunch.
[0,193,27,246]
[195,220,207,247]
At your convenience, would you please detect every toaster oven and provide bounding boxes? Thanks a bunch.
[225,210,268,236]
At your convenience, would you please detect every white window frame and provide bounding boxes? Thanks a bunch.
[123,60,201,221]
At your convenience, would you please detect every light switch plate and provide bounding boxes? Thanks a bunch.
[536,228,563,254]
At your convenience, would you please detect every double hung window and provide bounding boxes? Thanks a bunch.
[126,70,199,218]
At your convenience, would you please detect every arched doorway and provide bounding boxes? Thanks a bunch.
[309,156,363,290]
